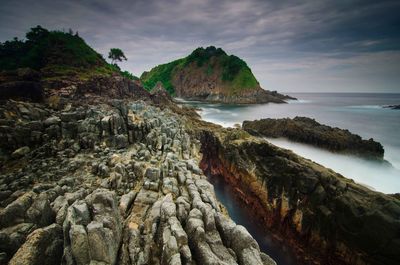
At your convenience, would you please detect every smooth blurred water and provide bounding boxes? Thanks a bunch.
[181,93,400,265]
[209,173,299,265]
[185,93,400,193]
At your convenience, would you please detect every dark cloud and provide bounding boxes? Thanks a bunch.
[1,0,399,92]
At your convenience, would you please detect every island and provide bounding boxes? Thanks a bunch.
[140,46,294,104]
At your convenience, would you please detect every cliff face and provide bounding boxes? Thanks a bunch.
[198,129,400,265]
[0,99,275,265]
[243,117,385,159]
[141,46,293,104]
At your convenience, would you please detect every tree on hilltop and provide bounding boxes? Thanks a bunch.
[108,48,127,65]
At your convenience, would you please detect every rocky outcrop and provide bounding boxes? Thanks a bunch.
[199,129,400,265]
[383,104,400,110]
[243,116,384,159]
[0,99,274,265]
[0,68,44,102]
[141,46,294,104]
[1,85,399,265]
[0,67,151,106]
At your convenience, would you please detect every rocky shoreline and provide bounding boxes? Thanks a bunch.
[199,129,400,265]
[0,72,399,265]
[242,116,385,160]
[0,97,276,265]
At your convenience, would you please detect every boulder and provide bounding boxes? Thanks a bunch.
[11,146,30,158]
[8,224,63,265]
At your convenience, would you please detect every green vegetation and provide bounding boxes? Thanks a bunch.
[140,46,259,95]
[121,70,139,81]
[0,26,139,82]
[141,59,185,94]
[185,46,226,67]
[0,26,105,71]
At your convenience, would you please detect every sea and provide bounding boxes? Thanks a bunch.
[180,93,400,265]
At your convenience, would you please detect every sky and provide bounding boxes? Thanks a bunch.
[1,0,400,93]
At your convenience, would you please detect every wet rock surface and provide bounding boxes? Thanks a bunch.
[0,99,274,265]
[243,116,385,159]
[200,129,400,265]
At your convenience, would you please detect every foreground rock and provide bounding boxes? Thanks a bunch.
[1,88,399,265]
[243,116,384,159]
[0,99,274,265]
[199,128,400,265]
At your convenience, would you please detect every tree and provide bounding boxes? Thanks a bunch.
[108,48,127,65]
[26,25,49,43]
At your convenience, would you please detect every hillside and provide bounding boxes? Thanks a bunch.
[0,26,141,103]
[141,46,294,104]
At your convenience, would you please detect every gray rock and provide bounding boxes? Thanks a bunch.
[26,194,54,227]
[43,116,61,127]
[87,221,118,264]
[11,146,30,158]
[114,134,128,149]
[145,167,160,181]
[119,191,136,217]
[8,224,63,265]
[69,224,90,265]
[98,163,110,177]
[0,192,36,228]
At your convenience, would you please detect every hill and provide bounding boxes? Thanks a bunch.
[141,46,294,104]
[0,26,141,103]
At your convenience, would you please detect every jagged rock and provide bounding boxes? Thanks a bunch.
[87,220,119,264]
[0,192,36,228]
[200,130,400,265]
[0,99,327,265]
[98,163,110,177]
[8,224,63,265]
[11,146,30,158]
[243,117,385,159]
[69,224,90,265]
[43,116,61,127]
[119,191,136,217]
[26,193,54,227]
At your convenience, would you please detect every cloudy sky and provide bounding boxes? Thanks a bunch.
[1,0,399,92]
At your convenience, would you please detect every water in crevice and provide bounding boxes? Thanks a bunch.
[207,173,299,265]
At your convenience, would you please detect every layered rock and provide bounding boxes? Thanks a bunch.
[1,83,399,265]
[243,116,384,159]
[199,129,400,265]
[0,99,274,265]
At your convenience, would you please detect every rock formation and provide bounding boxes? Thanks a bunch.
[199,129,400,265]
[243,116,384,159]
[0,99,275,265]
[140,46,294,104]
